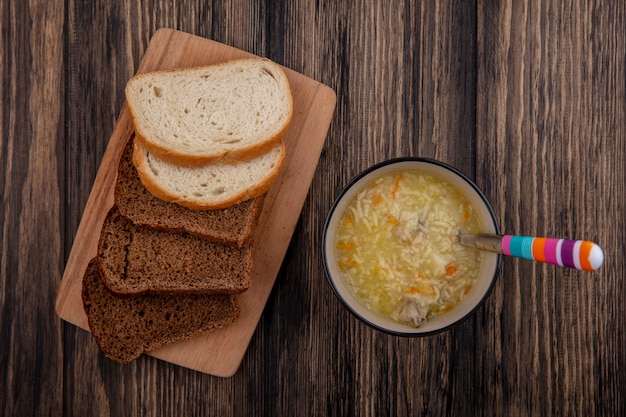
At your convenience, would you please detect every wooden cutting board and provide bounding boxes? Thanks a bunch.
[55,28,336,377]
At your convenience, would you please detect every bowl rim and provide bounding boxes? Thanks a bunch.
[322,157,501,336]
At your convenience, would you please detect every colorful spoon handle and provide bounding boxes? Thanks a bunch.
[501,235,604,271]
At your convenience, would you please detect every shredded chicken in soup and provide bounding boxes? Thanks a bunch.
[335,171,483,327]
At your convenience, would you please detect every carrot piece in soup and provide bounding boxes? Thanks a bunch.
[336,241,355,251]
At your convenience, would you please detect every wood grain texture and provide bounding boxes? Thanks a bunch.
[476,1,626,415]
[1,0,624,416]
[1,1,65,416]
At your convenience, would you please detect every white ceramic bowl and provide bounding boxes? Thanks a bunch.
[322,158,501,335]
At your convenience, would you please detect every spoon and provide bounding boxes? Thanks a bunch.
[455,234,604,271]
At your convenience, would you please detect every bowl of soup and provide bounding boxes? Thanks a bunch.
[322,158,500,335]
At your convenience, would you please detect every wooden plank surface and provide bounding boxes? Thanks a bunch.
[2,0,625,415]
[0,1,65,416]
[475,2,626,414]
[55,29,337,376]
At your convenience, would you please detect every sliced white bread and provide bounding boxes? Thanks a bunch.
[132,139,285,210]
[125,58,293,166]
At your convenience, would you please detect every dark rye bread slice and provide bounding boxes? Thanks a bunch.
[115,135,264,248]
[98,206,253,295]
[82,258,239,364]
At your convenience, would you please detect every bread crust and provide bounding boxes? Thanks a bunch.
[132,139,286,211]
[133,127,287,167]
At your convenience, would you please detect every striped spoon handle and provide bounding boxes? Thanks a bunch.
[458,235,604,271]
[503,235,604,271]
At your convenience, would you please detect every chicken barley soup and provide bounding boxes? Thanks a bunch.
[335,170,483,327]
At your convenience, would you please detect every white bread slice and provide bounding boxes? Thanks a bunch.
[125,58,293,166]
[132,139,285,210]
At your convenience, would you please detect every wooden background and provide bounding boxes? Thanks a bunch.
[1,0,624,416]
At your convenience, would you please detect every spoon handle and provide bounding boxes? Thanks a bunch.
[461,235,604,271]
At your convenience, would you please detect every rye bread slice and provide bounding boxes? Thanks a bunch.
[82,258,239,364]
[115,135,264,248]
[97,206,253,295]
